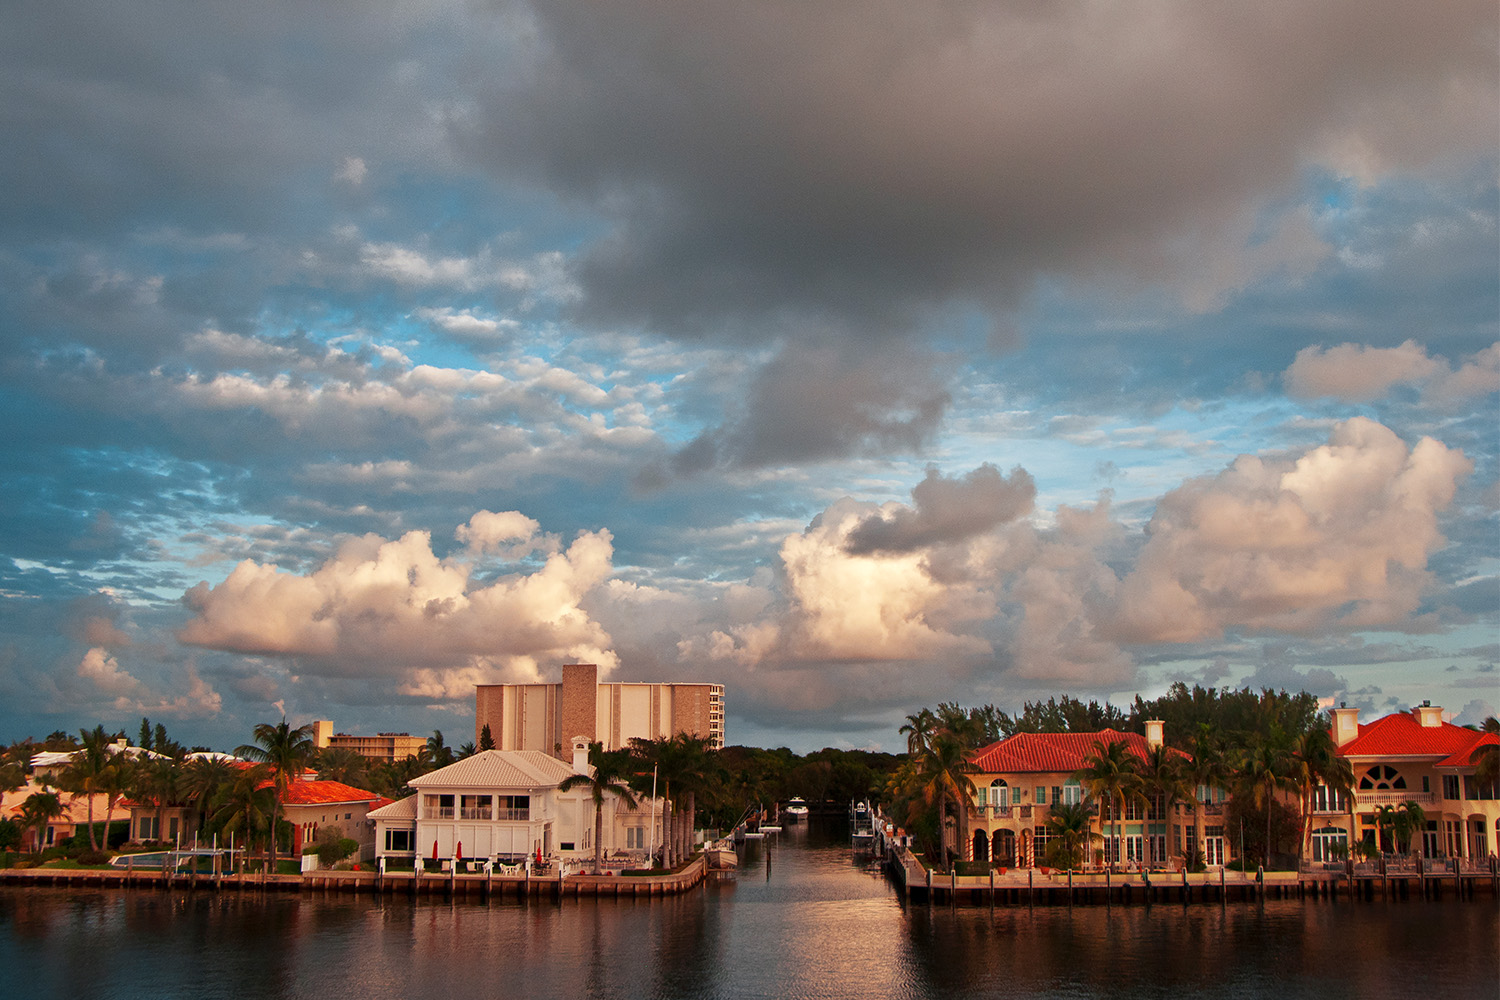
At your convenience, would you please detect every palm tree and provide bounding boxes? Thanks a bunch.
[131,756,183,845]
[1290,727,1345,867]
[315,747,371,789]
[1078,737,1143,869]
[1390,799,1426,855]
[59,725,114,850]
[423,731,454,768]
[235,719,315,871]
[913,731,978,866]
[18,789,64,852]
[1140,744,1189,866]
[209,764,274,861]
[179,756,239,836]
[558,743,640,873]
[900,709,937,756]
[1182,725,1227,868]
[1043,798,1102,870]
[1238,735,1296,867]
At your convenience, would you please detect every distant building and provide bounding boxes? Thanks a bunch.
[312,721,426,762]
[474,663,725,759]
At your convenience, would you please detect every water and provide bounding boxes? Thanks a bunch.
[3,819,1495,1000]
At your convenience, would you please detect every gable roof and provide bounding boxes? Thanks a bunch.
[969,729,1183,774]
[1336,711,1492,762]
[408,750,577,790]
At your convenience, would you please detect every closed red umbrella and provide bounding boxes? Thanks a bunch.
[456,842,463,862]
[432,840,439,861]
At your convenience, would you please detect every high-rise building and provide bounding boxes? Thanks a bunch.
[475,663,725,759]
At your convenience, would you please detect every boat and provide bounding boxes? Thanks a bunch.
[850,800,875,846]
[705,838,739,870]
[784,798,809,821]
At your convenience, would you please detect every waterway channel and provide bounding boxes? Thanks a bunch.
[2,817,1494,999]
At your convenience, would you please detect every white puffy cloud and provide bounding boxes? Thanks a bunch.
[1116,417,1471,642]
[77,647,140,697]
[178,514,620,688]
[1283,339,1499,403]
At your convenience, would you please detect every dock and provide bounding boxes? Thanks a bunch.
[0,854,707,900]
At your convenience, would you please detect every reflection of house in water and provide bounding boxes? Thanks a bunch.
[1316,703,1499,862]
[370,739,662,867]
[966,722,1197,868]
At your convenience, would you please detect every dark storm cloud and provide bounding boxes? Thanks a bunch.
[845,463,1035,555]
[466,0,1495,341]
[666,344,951,472]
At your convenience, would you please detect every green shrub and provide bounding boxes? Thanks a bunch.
[77,849,112,866]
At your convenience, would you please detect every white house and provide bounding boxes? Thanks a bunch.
[369,739,662,869]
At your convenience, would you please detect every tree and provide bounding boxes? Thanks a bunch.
[1043,798,1101,870]
[235,720,315,871]
[18,789,64,852]
[138,717,153,752]
[558,743,640,873]
[1140,744,1189,865]
[315,747,371,790]
[1182,725,1228,868]
[60,725,115,850]
[179,756,239,837]
[131,756,183,845]
[1290,727,1353,867]
[1237,734,1297,867]
[1390,799,1426,855]
[423,731,454,768]
[911,731,978,867]
[1078,738,1144,869]
[478,724,496,751]
[209,764,274,859]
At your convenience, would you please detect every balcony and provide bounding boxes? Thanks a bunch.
[495,808,530,822]
[1356,791,1437,808]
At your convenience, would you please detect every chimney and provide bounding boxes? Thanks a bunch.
[1414,702,1443,728]
[1332,705,1360,747]
[1144,720,1164,750]
[571,736,591,776]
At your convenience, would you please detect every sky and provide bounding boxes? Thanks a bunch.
[1,1,1496,754]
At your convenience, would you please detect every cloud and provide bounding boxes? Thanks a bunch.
[77,647,140,697]
[845,463,1035,555]
[464,1,1494,340]
[178,514,620,689]
[1283,340,1499,403]
[1116,417,1472,642]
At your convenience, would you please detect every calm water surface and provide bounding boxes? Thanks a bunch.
[3,819,1495,1000]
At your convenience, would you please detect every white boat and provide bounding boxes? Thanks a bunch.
[784,798,809,821]
[706,838,738,870]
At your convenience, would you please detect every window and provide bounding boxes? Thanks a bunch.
[1012,786,1022,806]
[1358,765,1405,790]
[424,794,455,819]
[1062,781,1082,805]
[385,829,414,852]
[460,795,492,820]
[1033,825,1051,858]
[496,795,530,821]
[1312,785,1347,812]
[1421,776,1430,794]
[1311,827,1347,862]
[560,842,575,852]
[1035,786,1047,805]
[626,827,645,849]
[1443,775,1460,800]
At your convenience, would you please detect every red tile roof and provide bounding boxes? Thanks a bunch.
[969,729,1186,774]
[1435,732,1498,769]
[1336,711,1491,763]
[281,779,381,806]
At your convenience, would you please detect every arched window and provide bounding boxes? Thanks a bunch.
[1358,765,1406,790]
[989,778,1010,809]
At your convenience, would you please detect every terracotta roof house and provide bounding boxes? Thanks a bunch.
[965,721,1202,870]
[1325,703,1499,863]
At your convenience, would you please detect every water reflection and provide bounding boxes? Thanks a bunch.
[2,820,1494,1000]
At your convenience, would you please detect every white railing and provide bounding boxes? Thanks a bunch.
[1354,791,1437,807]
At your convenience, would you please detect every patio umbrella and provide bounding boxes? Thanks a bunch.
[432,840,439,861]
[456,842,462,862]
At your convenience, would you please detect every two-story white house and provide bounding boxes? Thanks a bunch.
[369,739,662,869]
